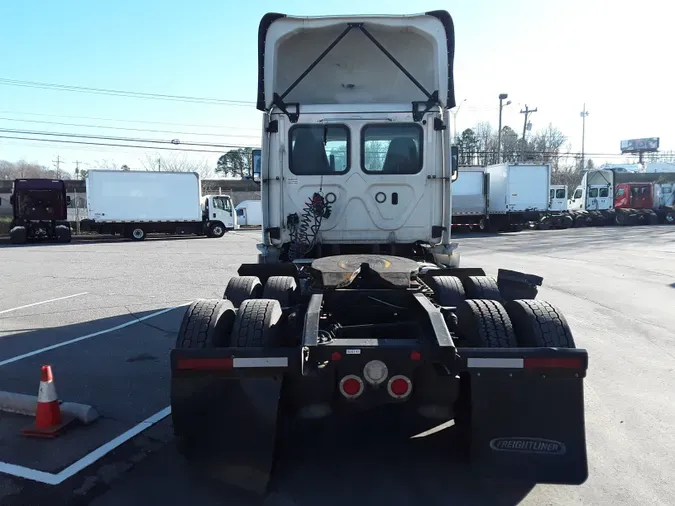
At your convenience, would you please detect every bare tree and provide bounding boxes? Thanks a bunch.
[141,152,214,178]
[0,159,71,179]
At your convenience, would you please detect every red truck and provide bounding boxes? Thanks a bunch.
[613,180,675,225]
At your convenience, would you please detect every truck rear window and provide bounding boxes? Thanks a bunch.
[556,189,566,198]
[361,124,423,175]
[289,125,350,175]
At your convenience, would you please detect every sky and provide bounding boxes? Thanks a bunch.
[1,0,673,177]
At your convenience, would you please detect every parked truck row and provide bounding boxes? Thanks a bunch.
[452,163,675,232]
[6,170,238,244]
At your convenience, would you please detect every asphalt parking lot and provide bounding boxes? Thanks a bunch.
[0,226,674,506]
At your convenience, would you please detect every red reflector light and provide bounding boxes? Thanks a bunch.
[524,357,582,369]
[339,374,364,398]
[387,375,412,399]
[176,358,233,371]
[342,378,361,396]
[410,351,421,361]
[331,351,342,361]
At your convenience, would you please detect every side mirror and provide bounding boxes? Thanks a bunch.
[451,145,459,182]
[66,196,72,206]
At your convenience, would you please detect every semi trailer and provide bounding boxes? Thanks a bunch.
[169,10,589,496]
[7,178,72,244]
[80,170,237,240]
[568,168,675,226]
[451,166,488,231]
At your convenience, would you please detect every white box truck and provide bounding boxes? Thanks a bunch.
[235,199,262,227]
[452,166,488,230]
[485,162,552,231]
[82,170,237,240]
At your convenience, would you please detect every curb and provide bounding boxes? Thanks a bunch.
[0,391,99,425]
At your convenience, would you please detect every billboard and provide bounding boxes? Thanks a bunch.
[620,137,659,153]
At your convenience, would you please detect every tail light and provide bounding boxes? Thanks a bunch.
[339,375,364,399]
[387,375,412,399]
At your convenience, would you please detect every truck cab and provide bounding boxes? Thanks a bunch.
[614,183,653,209]
[549,185,568,211]
[201,194,238,230]
[9,178,72,244]
[255,12,458,266]
[568,169,613,211]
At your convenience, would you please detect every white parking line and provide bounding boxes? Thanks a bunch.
[0,304,188,367]
[0,292,89,315]
[0,406,171,484]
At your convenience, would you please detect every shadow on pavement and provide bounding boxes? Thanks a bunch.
[0,234,213,248]
[0,307,184,506]
[1,311,534,506]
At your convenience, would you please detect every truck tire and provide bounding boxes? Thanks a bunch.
[504,300,576,348]
[538,216,551,230]
[9,226,27,245]
[463,276,501,301]
[208,222,226,238]
[223,275,263,308]
[55,225,71,243]
[456,299,517,348]
[428,275,466,307]
[175,299,236,349]
[615,212,627,226]
[648,211,659,225]
[130,227,146,241]
[561,214,573,229]
[262,276,298,307]
[231,299,282,348]
[665,210,675,224]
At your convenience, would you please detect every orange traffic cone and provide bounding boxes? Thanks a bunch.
[22,365,74,438]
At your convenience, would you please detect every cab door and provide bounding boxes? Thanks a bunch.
[211,196,235,228]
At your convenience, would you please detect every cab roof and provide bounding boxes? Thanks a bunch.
[256,11,455,115]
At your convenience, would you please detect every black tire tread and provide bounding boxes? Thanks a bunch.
[429,275,466,307]
[504,299,575,348]
[224,275,263,307]
[457,299,517,348]
[464,276,501,300]
[231,299,282,348]
[175,298,235,349]
[262,276,298,307]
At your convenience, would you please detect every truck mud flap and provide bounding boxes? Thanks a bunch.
[460,348,588,485]
[171,349,293,494]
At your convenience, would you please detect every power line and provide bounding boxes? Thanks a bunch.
[0,128,252,149]
[0,109,262,131]
[0,135,257,153]
[0,77,256,107]
[0,117,261,139]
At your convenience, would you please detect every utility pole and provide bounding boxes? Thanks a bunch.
[519,105,537,160]
[53,155,62,179]
[450,98,467,143]
[73,161,81,235]
[497,93,511,163]
[580,104,589,171]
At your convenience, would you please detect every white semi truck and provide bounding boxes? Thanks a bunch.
[81,170,237,240]
[169,10,589,496]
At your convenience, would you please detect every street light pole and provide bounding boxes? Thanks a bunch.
[497,93,511,163]
[580,104,589,170]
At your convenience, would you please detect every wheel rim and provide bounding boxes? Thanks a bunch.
[133,229,144,239]
[212,226,223,236]
[667,213,675,223]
